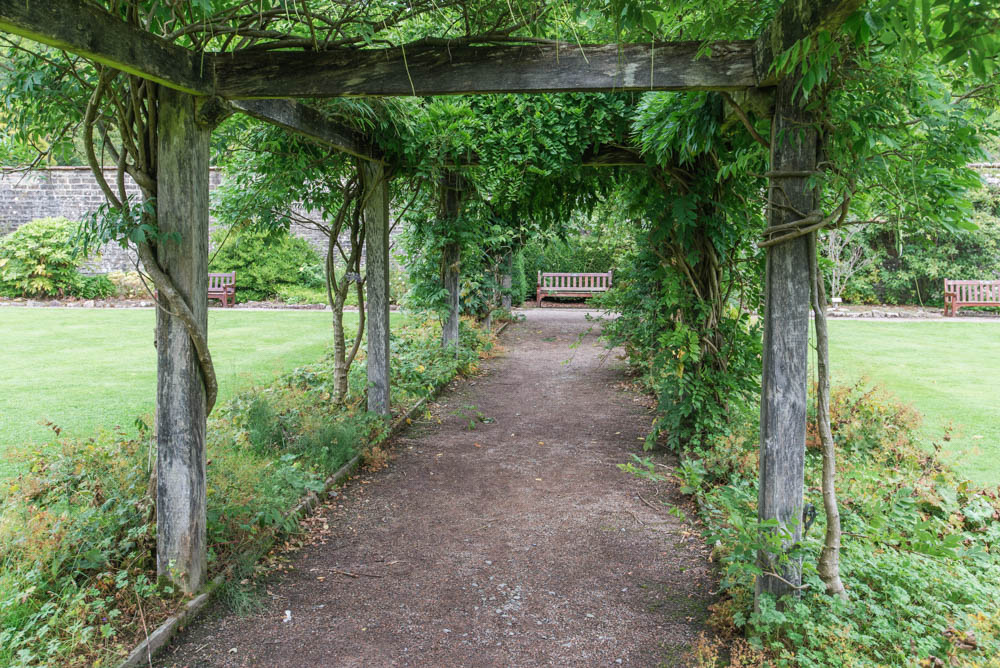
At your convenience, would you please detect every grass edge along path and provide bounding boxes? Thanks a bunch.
[825,319,1000,487]
[0,309,372,479]
[0,318,497,668]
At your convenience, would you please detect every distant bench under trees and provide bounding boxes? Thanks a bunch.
[535,271,612,307]
[943,278,1000,316]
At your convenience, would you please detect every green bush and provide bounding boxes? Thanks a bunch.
[0,217,81,297]
[510,251,527,306]
[518,228,633,303]
[72,274,115,299]
[208,229,323,302]
[838,188,1000,305]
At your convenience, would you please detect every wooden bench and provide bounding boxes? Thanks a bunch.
[536,271,612,307]
[208,271,237,307]
[943,279,1000,316]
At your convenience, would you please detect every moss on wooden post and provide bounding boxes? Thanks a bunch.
[757,76,817,605]
[362,160,391,416]
[154,89,211,593]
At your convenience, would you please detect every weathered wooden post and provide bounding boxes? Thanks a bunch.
[362,160,391,416]
[155,89,211,593]
[757,76,818,603]
[441,173,464,348]
[501,251,513,310]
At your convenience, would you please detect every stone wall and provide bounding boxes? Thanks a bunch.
[0,166,390,272]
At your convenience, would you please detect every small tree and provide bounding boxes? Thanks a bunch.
[821,226,874,302]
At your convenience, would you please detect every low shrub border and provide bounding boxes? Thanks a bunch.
[116,340,497,668]
[0,318,502,667]
[623,383,1000,666]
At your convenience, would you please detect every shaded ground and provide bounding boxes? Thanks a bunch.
[159,309,716,667]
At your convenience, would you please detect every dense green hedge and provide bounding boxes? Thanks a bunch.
[515,232,629,303]
[208,228,325,302]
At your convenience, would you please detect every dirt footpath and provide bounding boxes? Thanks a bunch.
[159,309,716,667]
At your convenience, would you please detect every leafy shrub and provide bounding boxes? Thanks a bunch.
[208,229,323,302]
[72,274,115,299]
[106,270,150,299]
[509,251,527,306]
[838,187,1000,306]
[277,284,329,305]
[0,217,81,297]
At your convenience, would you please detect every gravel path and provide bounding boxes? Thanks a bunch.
[158,309,716,667]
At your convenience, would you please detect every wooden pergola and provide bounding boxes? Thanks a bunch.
[0,0,862,604]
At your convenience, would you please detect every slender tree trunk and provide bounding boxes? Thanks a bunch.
[442,241,461,347]
[809,232,848,600]
[501,251,513,310]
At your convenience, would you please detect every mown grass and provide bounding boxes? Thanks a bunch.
[0,308,393,479]
[826,319,1000,487]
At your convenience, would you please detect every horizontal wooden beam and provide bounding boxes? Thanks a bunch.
[754,0,864,86]
[0,0,212,95]
[212,41,758,99]
[229,100,378,162]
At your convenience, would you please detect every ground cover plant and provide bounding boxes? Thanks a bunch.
[673,384,1000,667]
[0,309,381,478]
[0,317,494,667]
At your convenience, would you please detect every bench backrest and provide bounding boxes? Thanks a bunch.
[208,272,236,290]
[538,271,612,291]
[945,279,1000,303]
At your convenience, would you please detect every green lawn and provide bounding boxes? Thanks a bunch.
[0,308,376,478]
[827,319,1000,487]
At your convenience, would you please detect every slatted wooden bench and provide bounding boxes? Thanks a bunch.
[536,271,612,307]
[208,271,237,307]
[943,278,1000,316]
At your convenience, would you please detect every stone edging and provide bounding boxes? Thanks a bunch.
[116,320,511,668]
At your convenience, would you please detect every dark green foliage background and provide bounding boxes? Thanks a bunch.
[208,229,324,302]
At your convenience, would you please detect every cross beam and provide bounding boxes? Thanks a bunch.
[212,41,758,99]
[0,0,212,95]
[230,100,379,163]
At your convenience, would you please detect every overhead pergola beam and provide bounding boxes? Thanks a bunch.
[230,100,379,163]
[0,0,212,95]
[212,41,758,99]
[754,0,865,85]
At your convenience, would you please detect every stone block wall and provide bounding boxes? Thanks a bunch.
[0,166,394,273]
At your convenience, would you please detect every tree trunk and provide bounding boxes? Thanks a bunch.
[501,251,513,310]
[154,88,210,594]
[440,173,464,349]
[757,76,817,605]
[442,241,461,347]
[362,161,390,416]
[810,232,848,599]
